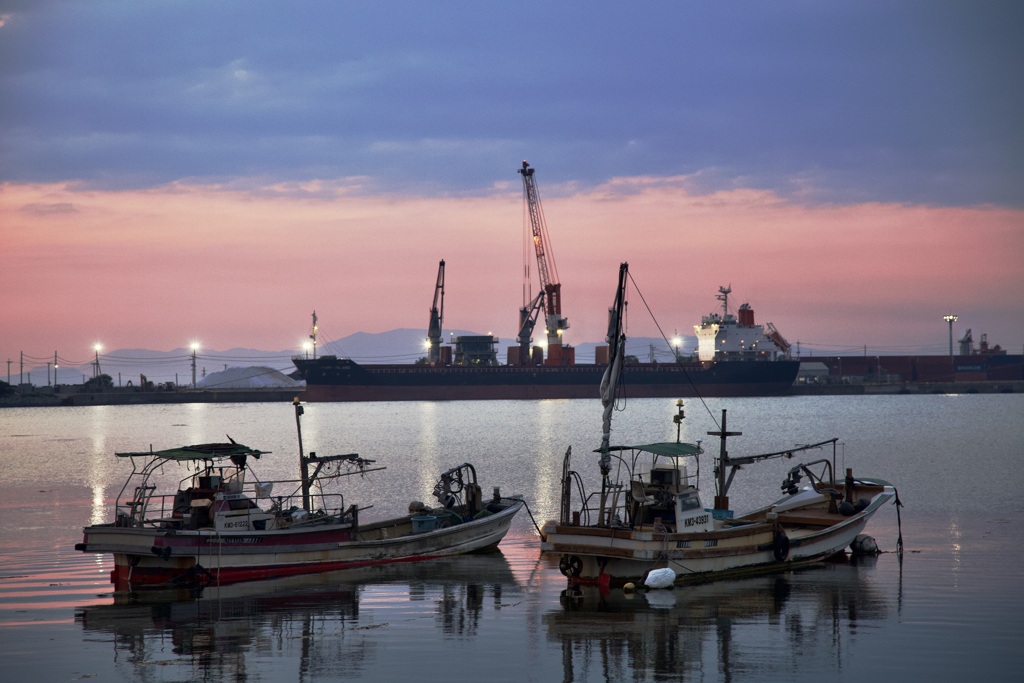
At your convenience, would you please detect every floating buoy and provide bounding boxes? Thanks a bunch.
[644,567,676,589]
[623,582,636,592]
[851,534,879,555]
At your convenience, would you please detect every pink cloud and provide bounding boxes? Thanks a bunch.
[2,178,1021,361]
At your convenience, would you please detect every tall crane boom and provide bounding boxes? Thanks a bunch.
[427,260,445,364]
[518,161,569,352]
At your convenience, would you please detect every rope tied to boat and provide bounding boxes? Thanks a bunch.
[521,499,544,539]
[892,484,904,558]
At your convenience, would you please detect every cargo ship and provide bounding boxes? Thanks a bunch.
[292,285,798,402]
[293,355,798,402]
[293,164,797,401]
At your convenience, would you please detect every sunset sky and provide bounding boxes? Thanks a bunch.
[2,1,1022,373]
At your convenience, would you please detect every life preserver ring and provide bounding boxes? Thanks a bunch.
[773,531,790,562]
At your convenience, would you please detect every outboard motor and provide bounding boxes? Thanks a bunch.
[781,467,803,496]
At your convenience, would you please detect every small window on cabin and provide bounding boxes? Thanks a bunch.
[678,491,702,511]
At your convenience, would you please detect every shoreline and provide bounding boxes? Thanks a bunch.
[3,380,1022,408]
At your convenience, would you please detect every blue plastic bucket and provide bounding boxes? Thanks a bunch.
[412,516,437,533]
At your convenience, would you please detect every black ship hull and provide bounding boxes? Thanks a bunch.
[293,356,799,402]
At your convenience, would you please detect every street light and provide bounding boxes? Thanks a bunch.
[943,314,958,357]
[93,344,102,378]
[671,335,683,361]
[190,343,200,388]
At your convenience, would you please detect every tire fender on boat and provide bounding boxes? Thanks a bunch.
[773,531,790,562]
[559,555,583,578]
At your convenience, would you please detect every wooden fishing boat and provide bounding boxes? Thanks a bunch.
[76,400,524,591]
[540,263,898,587]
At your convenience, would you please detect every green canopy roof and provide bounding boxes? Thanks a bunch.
[116,442,263,461]
[600,442,703,457]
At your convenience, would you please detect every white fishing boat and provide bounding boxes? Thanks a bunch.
[76,399,524,591]
[540,263,899,587]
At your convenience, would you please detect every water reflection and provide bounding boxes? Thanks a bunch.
[76,552,519,680]
[545,558,889,682]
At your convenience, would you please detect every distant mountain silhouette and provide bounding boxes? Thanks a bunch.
[16,329,697,387]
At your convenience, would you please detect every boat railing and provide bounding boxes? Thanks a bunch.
[115,478,349,529]
[569,484,633,528]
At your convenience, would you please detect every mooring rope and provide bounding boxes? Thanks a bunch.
[892,485,904,557]
[521,499,544,539]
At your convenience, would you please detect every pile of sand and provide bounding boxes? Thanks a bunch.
[196,366,303,389]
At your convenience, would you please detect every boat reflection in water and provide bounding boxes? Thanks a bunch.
[76,552,520,680]
[545,555,891,682]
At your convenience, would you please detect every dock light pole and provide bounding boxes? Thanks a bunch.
[190,343,200,388]
[943,314,958,358]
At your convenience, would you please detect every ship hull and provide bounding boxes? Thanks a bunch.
[294,357,799,402]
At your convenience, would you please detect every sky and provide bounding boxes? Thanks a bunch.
[2,0,1023,374]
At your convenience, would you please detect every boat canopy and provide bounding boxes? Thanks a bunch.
[601,442,702,457]
[115,442,264,461]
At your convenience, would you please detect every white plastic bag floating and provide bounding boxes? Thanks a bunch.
[644,567,676,589]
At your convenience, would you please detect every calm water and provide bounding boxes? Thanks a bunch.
[1,395,1022,681]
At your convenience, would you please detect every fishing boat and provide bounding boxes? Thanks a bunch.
[76,399,525,591]
[540,263,899,587]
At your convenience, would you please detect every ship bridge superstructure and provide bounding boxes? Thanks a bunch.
[695,286,791,362]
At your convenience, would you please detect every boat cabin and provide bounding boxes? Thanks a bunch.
[630,464,711,532]
[602,441,713,534]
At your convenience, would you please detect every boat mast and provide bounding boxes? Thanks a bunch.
[597,262,629,526]
[708,409,742,512]
[294,397,312,511]
[717,285,732,318]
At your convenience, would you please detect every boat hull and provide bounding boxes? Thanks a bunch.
[541,491,893,586]
[294,357,799,402]
[80,500,524,591]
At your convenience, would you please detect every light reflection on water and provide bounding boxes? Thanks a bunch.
[1,395,1023,681]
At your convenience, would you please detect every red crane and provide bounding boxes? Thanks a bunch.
[518,161,571,364]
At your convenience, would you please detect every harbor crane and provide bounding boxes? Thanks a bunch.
[426,260,445,364]
[516,290,545,362]
[518,161,571,365]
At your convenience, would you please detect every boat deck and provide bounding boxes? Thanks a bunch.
[774,508,848,528]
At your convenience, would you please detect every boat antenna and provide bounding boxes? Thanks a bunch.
[310,311,318,360]
[717,285,732,317]
[674,399,685,442]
